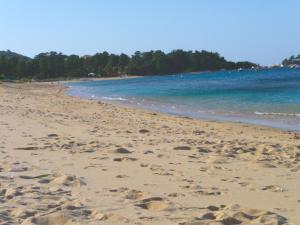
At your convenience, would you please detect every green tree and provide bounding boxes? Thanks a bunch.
[0,49,258,79]
[0,73,4,81]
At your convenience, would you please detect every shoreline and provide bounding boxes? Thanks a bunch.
[0,82,300,224]
[81,96,300,134]
[89,98,300,133]
[60,75,143,83]
[64,83,300,133]
[4,81,296,135]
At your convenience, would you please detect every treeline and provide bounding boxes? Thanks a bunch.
[282,55,300,66]
[0,50,257,80]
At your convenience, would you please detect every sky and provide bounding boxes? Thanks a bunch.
[0,0,300,65]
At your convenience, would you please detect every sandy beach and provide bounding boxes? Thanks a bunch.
[0,82,300,225]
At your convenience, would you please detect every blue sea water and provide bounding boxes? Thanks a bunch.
[66,68,300,131]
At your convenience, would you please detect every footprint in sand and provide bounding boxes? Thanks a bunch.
[136,197,168,212]
[113,157,138,162]
[114,148,132,154]
[19,174,50,180]
[37,174,86,187]
[47,133,59,138]
[139,129,150,134]
[115,174,129,178]
[14,146,39,151]
[11,208,36,220]
[125,190,148,200]
[173,146,192,151]
[182,204,289,225]
[4,187,23,199]
[261,185,287,192]
[21,212,79,225]
[168,192,186,198]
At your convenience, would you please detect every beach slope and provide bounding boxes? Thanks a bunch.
[0,83,299,225]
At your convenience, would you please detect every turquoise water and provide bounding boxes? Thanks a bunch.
[66,68,300,131]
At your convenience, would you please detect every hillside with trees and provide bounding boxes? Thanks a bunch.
[0,50,30,59]
[282,55,300,66]
[0,50,257,81]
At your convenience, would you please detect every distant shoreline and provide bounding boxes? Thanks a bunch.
[59,75,143,83]
[3,66,294,84]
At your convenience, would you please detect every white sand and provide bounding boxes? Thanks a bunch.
[0,83,299,225]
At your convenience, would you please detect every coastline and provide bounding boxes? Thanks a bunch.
[64,72,300,132]
[63,81,293,133]
[1,82,300,224]
[60,75,143,83]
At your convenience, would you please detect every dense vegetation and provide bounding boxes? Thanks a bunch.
[282,55,300,66]
[0,50,30,60]
[0,50,257,80]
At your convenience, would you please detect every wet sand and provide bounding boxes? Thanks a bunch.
[0,82,299,225]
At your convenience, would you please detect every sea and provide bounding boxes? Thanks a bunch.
[66,67,300,131]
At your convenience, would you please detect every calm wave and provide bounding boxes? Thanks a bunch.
[66,68,300,131]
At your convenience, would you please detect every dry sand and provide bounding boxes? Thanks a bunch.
[0,82,300,225]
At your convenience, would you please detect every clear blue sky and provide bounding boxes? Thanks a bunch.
[1,0,299,65]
